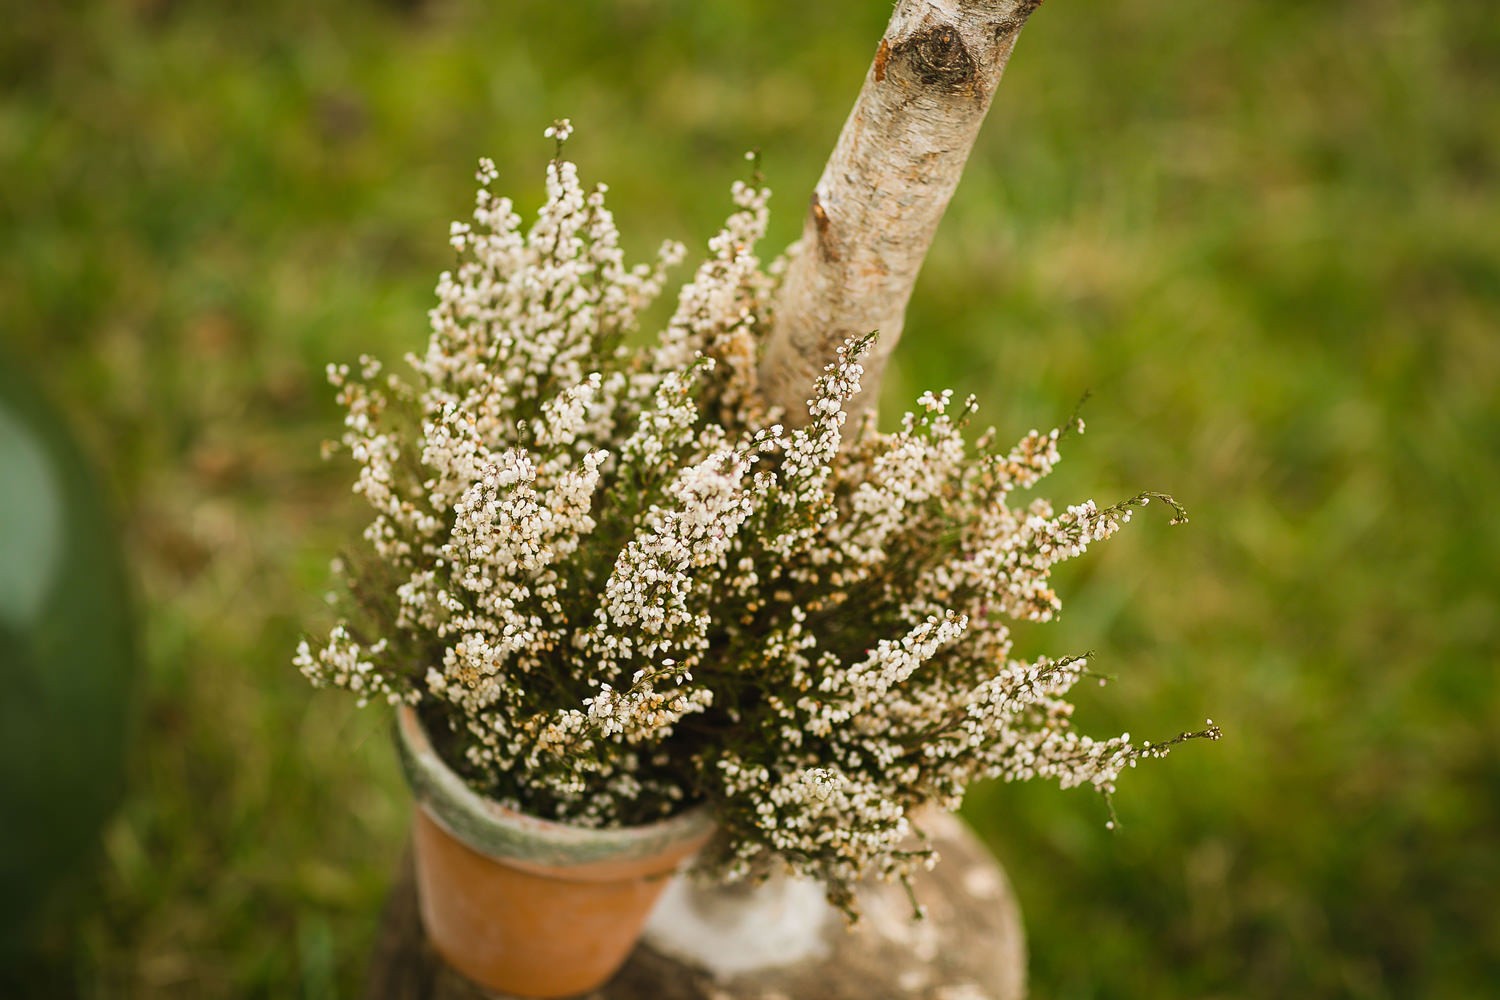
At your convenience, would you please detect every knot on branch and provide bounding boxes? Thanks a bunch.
[898,25,977,92]
[993,0,1044,42]
[809,191,840,263]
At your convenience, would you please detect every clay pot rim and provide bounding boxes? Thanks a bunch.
[395,705,715,878]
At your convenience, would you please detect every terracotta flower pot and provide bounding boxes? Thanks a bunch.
[394,706,716,998]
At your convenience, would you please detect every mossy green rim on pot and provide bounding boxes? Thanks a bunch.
[394,705,715,873]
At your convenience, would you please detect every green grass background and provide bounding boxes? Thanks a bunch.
[4,0,1498,996]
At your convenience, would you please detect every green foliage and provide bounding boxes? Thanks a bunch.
[3,0,1497,995]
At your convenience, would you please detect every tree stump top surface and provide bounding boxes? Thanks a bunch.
[366,810,1024,1000]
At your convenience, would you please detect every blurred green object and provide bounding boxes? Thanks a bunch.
[0,354,136,952]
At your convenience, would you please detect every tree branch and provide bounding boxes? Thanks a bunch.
[760,0,1044,423]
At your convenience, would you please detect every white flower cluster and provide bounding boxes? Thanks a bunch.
[297,122,1217,915]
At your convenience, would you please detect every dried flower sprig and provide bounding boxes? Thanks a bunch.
[296,122,1218,916]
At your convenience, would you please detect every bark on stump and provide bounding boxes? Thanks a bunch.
[365,811,1025,1000]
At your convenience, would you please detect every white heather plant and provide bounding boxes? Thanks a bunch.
[297,121,1219,916]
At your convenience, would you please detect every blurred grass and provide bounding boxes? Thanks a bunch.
[3,0,1498,996]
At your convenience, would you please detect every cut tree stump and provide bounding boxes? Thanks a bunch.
[365,810,1025,1000]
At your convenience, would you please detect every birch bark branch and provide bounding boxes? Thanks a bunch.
[759,0,1044,422]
